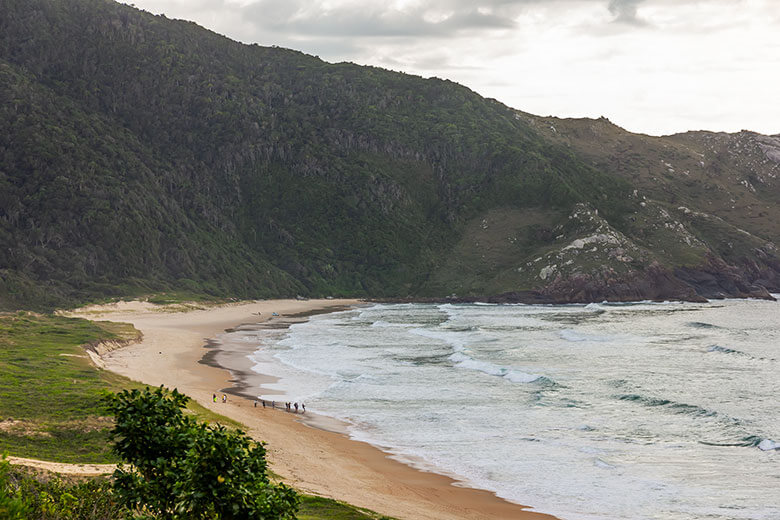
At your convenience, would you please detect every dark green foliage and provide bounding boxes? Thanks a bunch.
[0,0,634,309]
[0,456,28,519]
[104,386,299,519]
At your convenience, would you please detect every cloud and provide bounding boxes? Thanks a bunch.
[607,0,648,26]
[121,0,780,135]
[239,0,525,39]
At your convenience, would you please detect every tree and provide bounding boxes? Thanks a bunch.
[104,386,299,519]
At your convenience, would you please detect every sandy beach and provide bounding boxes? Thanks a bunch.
[70,299,557,520]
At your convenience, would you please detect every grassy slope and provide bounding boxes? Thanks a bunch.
[0,313,135,463]
[520,113,780,247]
[424,207,568,295]
[299,496,393,520]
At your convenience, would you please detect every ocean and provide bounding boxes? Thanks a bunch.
[235,300,779,520]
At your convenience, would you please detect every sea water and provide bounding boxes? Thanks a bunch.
[239,300,779,520]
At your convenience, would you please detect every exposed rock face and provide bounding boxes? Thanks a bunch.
[755,135,780,164]
[537,263,704,303]
[674,256,776,300]
[458,261,775,304]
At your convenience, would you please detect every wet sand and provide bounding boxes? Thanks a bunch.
[70,299,558,520]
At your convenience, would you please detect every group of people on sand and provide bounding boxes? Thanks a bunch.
[251,399,305,413]
[284,401,305,413]
[215,393,306,414]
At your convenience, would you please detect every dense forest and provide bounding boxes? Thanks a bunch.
[1,0,779,309]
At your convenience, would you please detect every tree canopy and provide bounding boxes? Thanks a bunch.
[104,386,299,519]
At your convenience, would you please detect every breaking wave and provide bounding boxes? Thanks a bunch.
[617,394,717,417]
[448,351,553,385]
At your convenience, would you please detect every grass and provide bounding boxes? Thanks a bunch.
[425,207,567,295]
[144,291,231,306]
[298,495,395,520]
[65,290,231,312]
[0,312,138,463]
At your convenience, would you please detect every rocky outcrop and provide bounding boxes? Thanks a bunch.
[536,263,704,303]
[674,255,776,300]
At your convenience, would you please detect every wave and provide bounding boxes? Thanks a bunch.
[706,344,776,362]
[617,395,779,452]
[370,320,415,328]
[448,351,554,385]
[687,321,721,329]
[408,327,469,351]
[583,302,606,313]
[617,394,717,417]
[699,436,779,451]
[706,345,745,356]
[408,326,493,352]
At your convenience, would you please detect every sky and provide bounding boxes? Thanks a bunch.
[122,0,780,136]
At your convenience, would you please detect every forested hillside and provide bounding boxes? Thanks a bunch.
[1,0,778,309]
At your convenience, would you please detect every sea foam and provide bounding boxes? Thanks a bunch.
[244,300,780,520]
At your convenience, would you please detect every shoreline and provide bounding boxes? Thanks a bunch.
[70,299,558,520]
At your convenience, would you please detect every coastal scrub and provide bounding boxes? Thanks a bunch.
[104,386,299,519]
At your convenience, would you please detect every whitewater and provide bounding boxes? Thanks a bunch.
[236,299,779,520]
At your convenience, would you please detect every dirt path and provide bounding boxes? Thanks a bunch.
[7,456,115,476]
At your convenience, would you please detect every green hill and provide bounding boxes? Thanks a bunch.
[1,0,778,309]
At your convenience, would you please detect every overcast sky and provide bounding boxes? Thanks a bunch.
[123,0,779,136]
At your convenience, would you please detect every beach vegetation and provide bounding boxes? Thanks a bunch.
[298,495,395,520]
[104,385,299,519]
[1,459,122,520]
[0,455,28,519]
[0,312,138,463]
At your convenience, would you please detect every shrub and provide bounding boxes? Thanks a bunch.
[104,386,299,519]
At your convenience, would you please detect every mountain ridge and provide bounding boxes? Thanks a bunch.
[1,0,778,309]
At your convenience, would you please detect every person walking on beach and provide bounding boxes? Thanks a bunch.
[254,400,257,408]
[262,399,266,408]
[212,393,217,403]
[294,402,299,413]
[301,402,305,413]
[222,394,227,403]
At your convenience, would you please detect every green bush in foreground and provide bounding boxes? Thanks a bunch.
[104,386,299,519]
